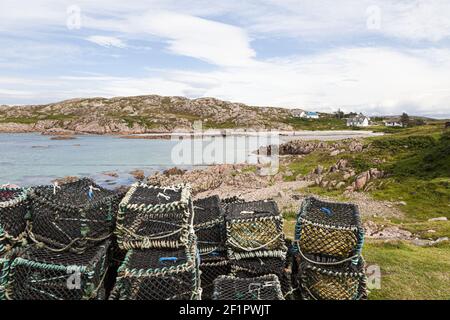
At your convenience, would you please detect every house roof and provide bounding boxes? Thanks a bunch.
[306,111,318,115]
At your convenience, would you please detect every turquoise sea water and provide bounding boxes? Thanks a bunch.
[0,133,274,187]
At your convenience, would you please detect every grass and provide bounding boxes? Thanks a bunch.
[371,177,450,220]
[283,151,337,181]
[282,213,450,300]
[282,117,348,130]
[0,114,76,124]
[363,240,450,300]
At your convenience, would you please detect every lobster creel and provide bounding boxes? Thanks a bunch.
[116,183,194,250]
[28,178,122,253]
[297,254,367,300]
[111,237,200,300]
[3,240,111,300]
[193,195,225,254]
[295,197,364,264]
[230,257,292,299]
[225,200,287,260]
[0,187,29,254]
[199,250,230,300]
[213,274,284,300]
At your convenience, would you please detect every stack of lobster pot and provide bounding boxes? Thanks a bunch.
[222,200,291,300]
[193,195,230,300]
[293,197,367,300]
[0,187,29,255]
[112,182,200,300]
[1,178,121,300]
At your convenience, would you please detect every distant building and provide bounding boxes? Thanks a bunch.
[347,113,370,127]
[291,109,306,118]
[291,109,319,119]
[383,119,403,127]
[305,111,319,119]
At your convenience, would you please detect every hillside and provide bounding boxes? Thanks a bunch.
[0,95,298,134]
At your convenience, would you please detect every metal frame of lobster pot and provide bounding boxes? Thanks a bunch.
[116,183,194,250]
[28,178,122,253]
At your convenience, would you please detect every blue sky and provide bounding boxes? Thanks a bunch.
[1,0,449,118]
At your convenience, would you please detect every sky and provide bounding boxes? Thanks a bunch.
[0,0,449,118]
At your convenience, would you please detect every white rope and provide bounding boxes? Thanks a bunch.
[157,192,170,201]
[294,241,359,266]
[228,233,282,252]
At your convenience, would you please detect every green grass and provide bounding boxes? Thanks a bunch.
[282,216,450,299]
[283,151,337,181]
[363,241,450,300]
[0,114,76,124]
[371,177,450,220]
[282,117,348,130]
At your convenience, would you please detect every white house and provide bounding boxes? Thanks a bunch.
[347,113,370,127]
[383,119,403,127]
[291,109,319,119]
[291,109,306,118]
[304,111,319,119]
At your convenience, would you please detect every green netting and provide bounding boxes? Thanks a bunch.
[295,197,364,264]
[297,254,367,300]
[213,274,284,300]
[116,183,194,250]
[225,200,287,260]
[28,178,122,253]
[3,240,111,300]
[0,187,29,254]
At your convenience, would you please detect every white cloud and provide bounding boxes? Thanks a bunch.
[86,35,126,48]
[137,11,255,67]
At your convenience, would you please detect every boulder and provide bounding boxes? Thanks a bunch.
[355,171,370,190]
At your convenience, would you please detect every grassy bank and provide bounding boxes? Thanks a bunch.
[280,123,449,299]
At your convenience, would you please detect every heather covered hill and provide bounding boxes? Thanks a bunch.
[0,95,296,134]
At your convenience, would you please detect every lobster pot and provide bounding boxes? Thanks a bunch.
[230,257,292,298]
[0,187,29,254]
[220,196,244,213]
[194,196,225,254]
[111,238,200,300]
[225,200,287,260]
[116,183,194,250]
[213,274,284,300]
[0,249,22,300]
[295,197,364,264]
[199,250,230,300]
[297,255,367,300]
[29,178,122,253]
[4,241,111,300]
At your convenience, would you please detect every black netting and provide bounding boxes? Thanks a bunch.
[297,197,362,228]
[225,201,286,260]
[199,250,230,300]
[29,178,122,252]
[127,185,182,206]
[295,197,364,261]
[194,196,225,253]
[230,257,292,298]
[0,188,29,254]
[111,240,200,300]
[116,183,193,250]
[296,254,367,300]
[4,240,110,300]
[213,274,284,300]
